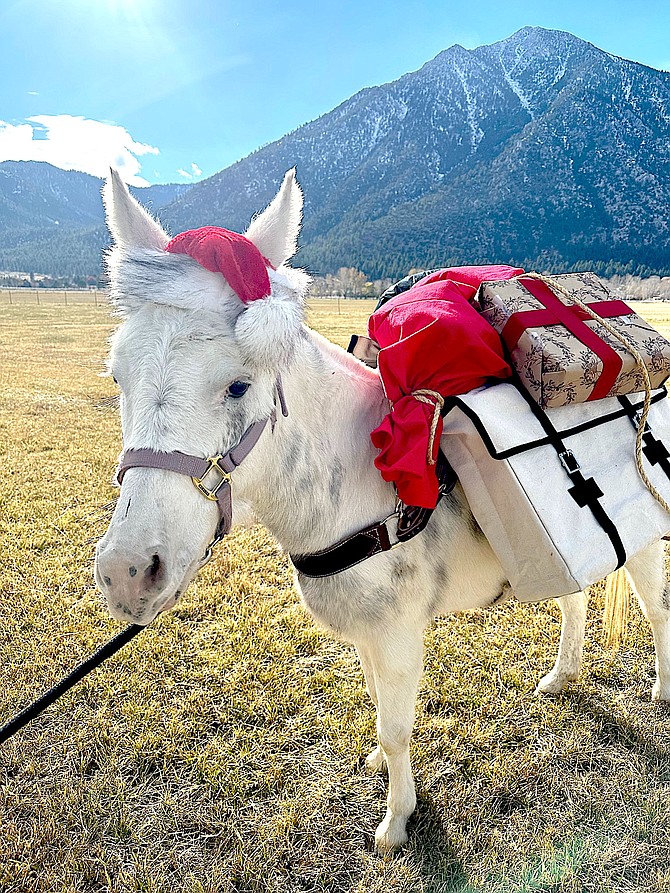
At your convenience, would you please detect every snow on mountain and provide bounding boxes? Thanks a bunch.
[161,26,670,279]
[0,162,188,278]
[4,27,670,280]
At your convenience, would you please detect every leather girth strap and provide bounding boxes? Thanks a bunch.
[291,451,457,578]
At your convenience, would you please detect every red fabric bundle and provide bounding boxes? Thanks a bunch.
[165,226,274,304]
[369,266,522,508]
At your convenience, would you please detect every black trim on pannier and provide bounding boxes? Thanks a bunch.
[443,387,667,462]
[443,381,632,570]
[512,382,627,569]
[617,394,670,483]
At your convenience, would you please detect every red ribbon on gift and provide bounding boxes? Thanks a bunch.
[501,276,633,401]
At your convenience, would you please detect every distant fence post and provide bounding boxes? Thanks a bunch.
[2,286,108,304]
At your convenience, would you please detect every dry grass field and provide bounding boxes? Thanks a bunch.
[0,298,669,893]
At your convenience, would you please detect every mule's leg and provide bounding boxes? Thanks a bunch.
[355,644,385,772]
[625,540,670,702]
[536,590,588,695]
[364,626,424,853]
[356,644,378,707]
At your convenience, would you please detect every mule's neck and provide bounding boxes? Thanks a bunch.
[238,328,394,555]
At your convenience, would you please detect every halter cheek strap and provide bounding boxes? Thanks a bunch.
[115,379,288,564]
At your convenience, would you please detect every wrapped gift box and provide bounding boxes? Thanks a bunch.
[477,271,670,408]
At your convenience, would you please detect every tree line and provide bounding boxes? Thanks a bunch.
[3,258,670,301]
[308,267,394,298]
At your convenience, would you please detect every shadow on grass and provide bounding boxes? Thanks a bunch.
[569,688,670,769]
[388,685,670,893]
[405,793,474,893]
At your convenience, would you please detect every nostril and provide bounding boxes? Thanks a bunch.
[144,553,165,590]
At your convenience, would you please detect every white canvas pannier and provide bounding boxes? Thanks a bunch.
[440,382,670,601]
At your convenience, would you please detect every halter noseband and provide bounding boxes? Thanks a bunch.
[115,379,288,565]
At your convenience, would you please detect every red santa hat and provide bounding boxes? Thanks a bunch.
[165,226,274,304]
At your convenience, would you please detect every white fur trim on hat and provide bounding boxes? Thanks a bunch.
[234,267,308,369]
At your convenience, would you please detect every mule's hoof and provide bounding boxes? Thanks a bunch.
[651,680,670,702]
[374,812,408,854]
[535,670,575,695]
[365,745,385,773]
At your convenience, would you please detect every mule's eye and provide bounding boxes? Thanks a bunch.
[228,380,250,398]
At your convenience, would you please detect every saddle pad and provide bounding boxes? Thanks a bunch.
[441,382,670,601]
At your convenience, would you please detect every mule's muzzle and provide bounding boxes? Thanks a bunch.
[95,542,179,624]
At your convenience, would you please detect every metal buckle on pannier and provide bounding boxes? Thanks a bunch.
[558,449,580,474]
[633,409,651,434]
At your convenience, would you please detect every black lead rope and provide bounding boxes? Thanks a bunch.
[0,623,145,747]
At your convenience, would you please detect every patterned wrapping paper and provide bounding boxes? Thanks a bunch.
[477,271,670,408]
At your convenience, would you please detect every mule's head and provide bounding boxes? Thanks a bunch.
[94,169,308,625]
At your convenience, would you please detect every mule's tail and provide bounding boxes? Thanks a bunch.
[603,568,631,649]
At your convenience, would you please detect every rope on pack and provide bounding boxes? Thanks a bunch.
[411,388,445,465]
[522,272,670,516]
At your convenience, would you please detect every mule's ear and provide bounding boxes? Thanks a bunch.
[103,169,169,250]
[245,168,303,267]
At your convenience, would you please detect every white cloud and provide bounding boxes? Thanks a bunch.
[0,115,159,185]
[177,161,202,180]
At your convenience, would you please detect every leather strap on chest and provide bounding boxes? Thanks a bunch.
[290,451,457,577]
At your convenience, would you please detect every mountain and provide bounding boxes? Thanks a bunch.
[0,162,188,280]
[3,27,670,282]
[161,26,670,280]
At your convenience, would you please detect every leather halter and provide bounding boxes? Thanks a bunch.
[115,380,288,566]
[113,377,457,577]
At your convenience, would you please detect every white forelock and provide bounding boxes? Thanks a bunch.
[106,245,310,317]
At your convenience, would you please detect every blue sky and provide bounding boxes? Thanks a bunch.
[1,0,668,185]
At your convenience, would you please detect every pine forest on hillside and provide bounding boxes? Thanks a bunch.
[1,27,669,285]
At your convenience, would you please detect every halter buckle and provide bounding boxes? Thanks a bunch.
[191,456,231,501]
